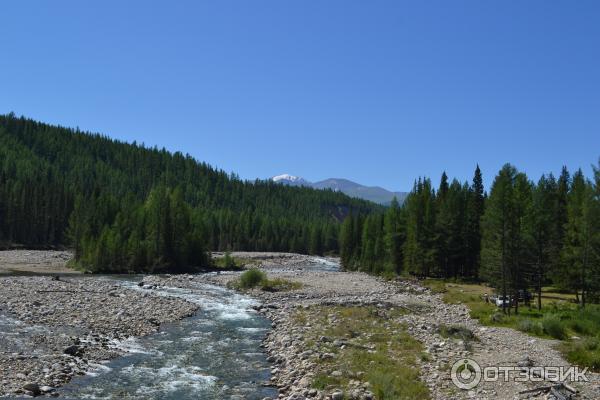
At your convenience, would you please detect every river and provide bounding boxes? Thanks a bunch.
[59,280,277,400]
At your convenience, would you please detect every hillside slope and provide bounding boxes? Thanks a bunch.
[0,114,379,271]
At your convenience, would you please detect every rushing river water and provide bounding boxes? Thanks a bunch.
[60,280,278,400]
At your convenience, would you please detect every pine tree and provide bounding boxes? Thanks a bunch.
[340,215,356,269]
[510,172,534,314]
[309,225,324,256]
[528,174,559,309]
[481,164,517,314]
[558,170,599,307]
[384,197,404,274]
[465,165,484,278]
[403,179,436,276]
[435,173,451,277]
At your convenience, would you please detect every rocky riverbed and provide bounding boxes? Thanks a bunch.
[0,276,197,397]
[147,254,600,400]
[2,251,600,399]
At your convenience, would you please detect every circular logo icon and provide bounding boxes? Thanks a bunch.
[451,358,482,390]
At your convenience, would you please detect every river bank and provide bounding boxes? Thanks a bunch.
[0,275,197,397]
[2,251,600,399]
[149,253,600,400]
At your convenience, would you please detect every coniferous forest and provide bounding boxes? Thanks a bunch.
[0,114,378,273]
[1,113,598,307]
[341,162,600,310]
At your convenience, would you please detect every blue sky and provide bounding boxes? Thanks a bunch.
[1,1,598,191]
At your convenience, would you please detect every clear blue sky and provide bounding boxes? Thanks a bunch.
[1,1,598,191]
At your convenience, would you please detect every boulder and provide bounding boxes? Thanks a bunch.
[63,345,83,357]
[22,383,41,396]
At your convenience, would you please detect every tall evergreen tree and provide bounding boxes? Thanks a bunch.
[558,170,600,307]
[481,164,517,314]
[528,174,559,310]
[384,197,405,274]
[465,165,485,277]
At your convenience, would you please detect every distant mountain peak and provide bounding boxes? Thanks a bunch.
[270,174,407,205]
[271,174,306,183]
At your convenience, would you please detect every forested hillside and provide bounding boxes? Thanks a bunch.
[341,163,600,310]
[0,113,378,273]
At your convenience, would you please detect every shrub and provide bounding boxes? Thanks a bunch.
[239,268,266,289]
[517,318,543,336]
[569,319,596,336]
[438,325,476,341]
[438,324,477,351]
[490,312,505,323]
[542,315,567,340]
[222,252,236,269]
[564,338,600,371]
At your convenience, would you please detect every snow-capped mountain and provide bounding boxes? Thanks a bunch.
[270,174,407,205]
[271,174,309,185]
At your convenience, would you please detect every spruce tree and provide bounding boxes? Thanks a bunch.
[465,165,484,278]
[481,164,517,314]
[529,174,558,309]
[384,197,404,274]
[558,170,599,307]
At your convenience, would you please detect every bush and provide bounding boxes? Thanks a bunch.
[438,325,476,341]
[222,252,236,269]
[542,315,567,340]
[564,338,600,371]
[239,268,266,289]
[490,312,505,323]
[517,318,543,336]
[569,319,596,336]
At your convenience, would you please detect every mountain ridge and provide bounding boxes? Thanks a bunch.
[271,174,407,205]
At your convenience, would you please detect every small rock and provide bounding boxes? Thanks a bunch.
[331,391,344,400]
[64,345,83,357]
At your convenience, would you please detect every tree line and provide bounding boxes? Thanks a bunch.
[340,163,600,311]
[0,114,378,273]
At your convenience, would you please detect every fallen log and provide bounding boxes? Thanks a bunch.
[519,383,576,399]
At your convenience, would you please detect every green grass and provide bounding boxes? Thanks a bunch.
[422,279,447,294]
[517,318,543,336]
[212,253,256,270]
[561,338,600,371]
[542,314,567,340]
[422,279,600,371]
[260,278,302,292]
[301,305,430,399]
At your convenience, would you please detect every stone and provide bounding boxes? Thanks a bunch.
[40,386,54,393]
[22,383,41,396]
[331,391,344,400]
[64,345,83,357]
